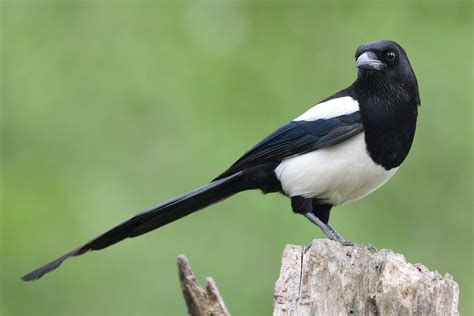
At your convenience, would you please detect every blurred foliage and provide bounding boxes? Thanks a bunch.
[1,1,472,315]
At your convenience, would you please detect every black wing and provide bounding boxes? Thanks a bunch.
[216,111,363,179]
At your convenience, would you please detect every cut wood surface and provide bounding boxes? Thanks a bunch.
[177,239,459,315]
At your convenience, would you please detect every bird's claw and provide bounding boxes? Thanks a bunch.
[340,240,378,252]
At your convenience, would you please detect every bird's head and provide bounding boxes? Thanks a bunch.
[355,40,420,105]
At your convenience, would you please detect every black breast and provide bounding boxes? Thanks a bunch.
[352,78,419,170]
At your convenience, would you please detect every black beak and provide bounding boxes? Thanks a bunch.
[356,51,385,71]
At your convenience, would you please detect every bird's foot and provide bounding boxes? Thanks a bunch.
[339,240,378,252]
[302,213,377,252]
[304,239,377,253]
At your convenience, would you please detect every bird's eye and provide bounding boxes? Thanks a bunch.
[384,51,397,62]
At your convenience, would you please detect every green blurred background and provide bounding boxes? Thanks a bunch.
[1,1,472,315]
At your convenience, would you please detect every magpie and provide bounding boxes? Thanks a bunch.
[22,40,420,281]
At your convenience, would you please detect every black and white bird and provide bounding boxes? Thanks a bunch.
[22,40,420,281]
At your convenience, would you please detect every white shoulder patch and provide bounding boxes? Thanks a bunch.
[294,96,360,121]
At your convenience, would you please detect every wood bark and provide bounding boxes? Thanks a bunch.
[177,239,459,315]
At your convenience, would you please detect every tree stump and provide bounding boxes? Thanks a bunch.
[273,239,459,315]
[177,239,459,315]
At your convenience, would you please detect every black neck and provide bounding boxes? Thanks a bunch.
[351,74,419,170]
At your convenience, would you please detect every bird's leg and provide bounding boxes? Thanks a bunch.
[304,212,344,242]
[310,202,344,241]
[292,197,345,242]
[292,196,376,251]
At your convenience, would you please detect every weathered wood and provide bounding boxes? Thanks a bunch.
[177,255,230,316]
[273,239,459,316]
[177,240,459,315]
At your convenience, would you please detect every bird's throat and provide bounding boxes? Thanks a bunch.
[353,77,418,170]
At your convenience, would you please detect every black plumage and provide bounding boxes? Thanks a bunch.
[353,41,420,169]
[22,40,420,281]
[22,172,246,281]
[216,111,364,179]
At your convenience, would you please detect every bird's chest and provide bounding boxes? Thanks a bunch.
[274,133,398,205]
[357,88,418,170]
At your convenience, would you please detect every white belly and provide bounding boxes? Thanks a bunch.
[274,133,398,205]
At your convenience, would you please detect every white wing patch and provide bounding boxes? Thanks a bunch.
[295,96,360,121]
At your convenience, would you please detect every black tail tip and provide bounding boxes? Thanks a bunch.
[21,250,77,282]
[21,262,60,282]
[21,272,41,282]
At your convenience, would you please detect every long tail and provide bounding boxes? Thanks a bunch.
[22,172,245,281]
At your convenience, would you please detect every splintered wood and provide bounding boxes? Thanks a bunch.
[273,240,459,316]
[177,255,230,316]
